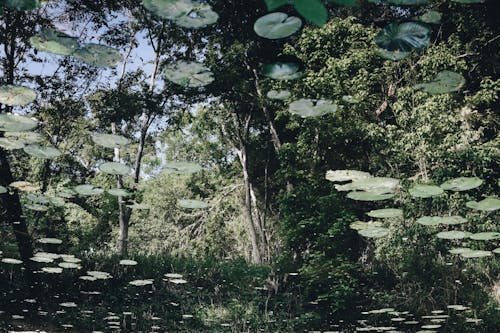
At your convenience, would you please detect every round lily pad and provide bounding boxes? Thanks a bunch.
[367,208,403,218]
[350,177,400,193]
[416,216,441,226]
[0,137,24,150]
[74,184,104,196]
[440,176,483,191]
[142,0,194,19]
[469,232,500,241]
[92,133,130,148]
[254,12,302,39]
[414,71,465,95]
[58,262,80,269]
[492,248,500,254]
[326,170,371,183]
[262,62,303,80]
[465,197,500,212]
[449,247,472,254]
[119,259,138,266]
[42,267,63,274]
[4,131,43,144]
[408,184,444,198]
[9,181,39,192]
[23,144,61,159]
[0,114,37,132]
[129,279,153,286]
[174,3,219,28]
[266,89,291,100]
[288,99,337,118]
[99,162,130,176]
[30,256,54,263]
[2,258,23,264]
[25,203,48,211]
[417,10,442,24]
[38,238,62,244]
[164,161,202,174]
[0,185,7,194]
[0,85,36,106]
[164,61,214,87]
[375,48,410,61]
[436,230,467,240]
[30,28,79,56]
[375,22,431,53]
[349,221,383,230]
[73,43,122,67]
[347,191,394,201]
[178,199,209,209]
[440,216,467,225]
[107,188,132,197]
[358,226,390,238]
[461,250,492,258]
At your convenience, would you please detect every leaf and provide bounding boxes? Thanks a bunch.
[264,0,289,11]
[254,12,302,39]
[293,0,328,27]
[0,85,37,106]
[288,99,337,118]
[375,22,431,52]
[262,62,303,80]
[414,70,465,94]
[164,61,214,87]
[30,29,80,56]
[173,3,219,29]
[417,10,442,24]
[142,0,194,19]
[73,43,122,67]
[328,0,360,6]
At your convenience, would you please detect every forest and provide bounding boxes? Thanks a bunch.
[0,0,498,332]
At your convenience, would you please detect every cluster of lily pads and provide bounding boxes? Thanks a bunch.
[325,169,499,260]
[142,0,218,29]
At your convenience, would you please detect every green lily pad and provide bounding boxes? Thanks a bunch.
[417,10,442,24]
[328,0,360,6]
[178,199,209,209]
[30,29,79,56]
[107,188,133,197]
[492,248,500,254]
[57,188,76,199]
[347,191,394,201]
[4,131,43,144]
[367,208,403,218]
[73,43,122,67]
[74,184,104,196]
[142,0,194,19]
[0,85,37,106]
[174,3,218,29]
[25,203,48,211]
[461,250,492,258]
[164,161,202,174]
[2,258,23,264]
[0,137,24,150]
[288,99,337,118]
[408,184,444,198]
[449,247,472,254]
[92,133,130,148]
[417,215,467,226]
[2,0,40,11]
[254,12,302,39]
[26,193,50,204]
[129,279,154,286]
[9,180,39,192]
[126,202,150,210]
[375,22,431,53]
[0,114,37,132]
[262,62,303,80]
[440,176,483,191]
[164,61,214,87]
[293,0,328,26]
[358,226,390,238]
[326,170,371,183]
[436,230,467,240]
[416,216,442,226]
[349,221,383,230]
[23,144,61,159]
[375,48,411,61]
[349,177,400,194]
[465,197,500,212]
[267,89,291,100]
[469,232,500,241]
[38,237,62,244]
[0,185,7,194]
[341,95,360,104]
[414,71,465,94]
[99,162,130,176]
[119,259,138,266]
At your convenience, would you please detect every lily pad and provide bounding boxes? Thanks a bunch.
[129,279,154,286]
[349,220,383,230]
[119,259,138,266]
[408,184,444,198]
[92,133,130,148]
[99,162,130,176]
[469,232,500,241]
[9,181,40,192]
[358,226,390,238]
[107,188,132,197]
[492,248,500,254]
[38,238,62,244]
[254,12,302,39]
[375,22,431,53]
[164,61,214,87]
[30,29,79,56]
[0,114,37,132]
[417,10,442,24]
[74,184,104,196]
[164,161,202,174]
[465,197,500,211]
[42,267,63,274]
[0,137,24,150]
[174,3,219,29]
[178,199,209,209]
[1,258,23,264]
[262,62,303,80]
[449,247,472,254]
[349,177,400,194]
[347,191,394,201]
[23,144,61,159]
[0,85,36,106]
[461,250,492,258]
[416,216,442,226]
[436,230,467,240]
[73,43,122,67]
[0,185,7,194]
[2,0,40,11]
[142,0,194,19]
[266,89,291,100]
[367,208,403,218]
[440,176,483,191]
[4,131,43,144]
[25,203,48,211]
[326,170,371,183]
[414,71,465,94]
[288,99,337,118]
